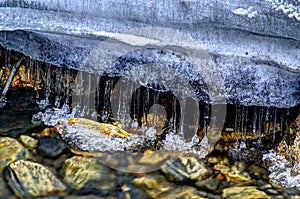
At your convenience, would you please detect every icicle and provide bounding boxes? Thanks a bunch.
[38,63,51,109]
[240,106,244,141]
[179,96,186,137]
[285,109,289,133]
[25,59,29,85]
[253,106,257,134]
[84,72,92,116]
[29,59,34,87]
[5,50,10,71]
[124,79,134,128]
[242,106,248,142]
[34,61,40,99]
[139,87,150,127]
[95,75,100,110]
[134,88,141,124]
[280,109,284,136]
[272,107,277,142]
[265,106,270,135]
[102,79,113,121]
[151,90,160,128]
[119,78,130,125]
[234,104,241,146]
[257,106,263,145]
[143,87,150,127]
[171,95,177,130]
[203,103,210,137]
[64,69,70,106]
[54,67,62,108]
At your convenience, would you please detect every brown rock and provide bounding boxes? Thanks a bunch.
[132,173,174,198]
[0,137,30,171]
[61,156,117,194]
[222,186,271,199]
[161,155,212,182]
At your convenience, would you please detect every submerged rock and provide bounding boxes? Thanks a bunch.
[213,164,252,183]
[195,179,229,195]
[0,137,30,171]
[222,186,270,199]
[161,155,212,182]
[19,135,38,150]
[158,186,211,199]
[5,159,66,198]
[37,136,67,158]
[61,156,117,195]
[132,173,174,198]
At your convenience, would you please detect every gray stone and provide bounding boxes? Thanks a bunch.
[37,136,67,158]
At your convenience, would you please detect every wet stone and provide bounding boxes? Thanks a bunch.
[37,136,67,158]
[264,188,279,195]
[248,164,269,180]
[222,186,271,199]
[0,175,14,198]
[0,137,30,171]
[161,155,212,182]
[195,178,229,194]
[4,159,66,198]
[214,164,252,182]
[63,196,108,199]
[117,183,151,199]
[132,173,174,198]
[19,135,38,150]
[158,186,219,199]
[61,156,117,196]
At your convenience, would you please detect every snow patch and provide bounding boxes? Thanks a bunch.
[232,7,258,18]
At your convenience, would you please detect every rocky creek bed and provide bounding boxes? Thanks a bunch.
[0,88,299,199]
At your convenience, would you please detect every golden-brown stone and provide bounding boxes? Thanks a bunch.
[222,186,271,199]
[0,137,30,172]
[5,159,66,198]
[132,173,174,198]
[61,156,117,192]
[67,118,130,138]
[214,164,251,182]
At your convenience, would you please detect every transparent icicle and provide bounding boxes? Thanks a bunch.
[265,107,270,135]
[142,87,150,127]
[34,61,40,99]
[54,67,62,108]
[151,90,160,128]
[102,79,113,121]
[64,69,70,106]
[257,106,263,145]
[253,106,257,134]
[179,96,186,137]
[203,103,210,138]
[234,104,241,147]
[272,107,277,142]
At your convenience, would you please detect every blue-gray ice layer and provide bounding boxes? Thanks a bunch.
[0,0,299,108]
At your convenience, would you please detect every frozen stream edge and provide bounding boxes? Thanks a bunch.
[0,0,299,108]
